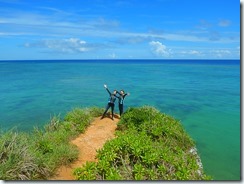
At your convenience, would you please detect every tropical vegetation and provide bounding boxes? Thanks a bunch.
[73,106,211,180]
[0,107,103,180]
[0,106,211,180]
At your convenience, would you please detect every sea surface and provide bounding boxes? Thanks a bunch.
[0,59,240,180]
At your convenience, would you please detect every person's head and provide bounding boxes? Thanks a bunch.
[113,90,117,95]
[120,90,125,95]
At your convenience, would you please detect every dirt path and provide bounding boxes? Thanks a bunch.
[50,115,119,180]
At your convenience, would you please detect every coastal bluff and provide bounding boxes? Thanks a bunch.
[0,106,211,180]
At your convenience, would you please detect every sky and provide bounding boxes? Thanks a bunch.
[0,0,241,60]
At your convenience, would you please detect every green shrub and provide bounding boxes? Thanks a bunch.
[118,106,195,150]
[74,106,211,180]
[64,108,93,133]
[0,106,211,180]
[87,107,104,117]
[117,106,162,130]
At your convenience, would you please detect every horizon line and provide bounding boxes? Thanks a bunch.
[0,58,240,61]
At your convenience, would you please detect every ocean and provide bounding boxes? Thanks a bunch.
[0,59,240,180]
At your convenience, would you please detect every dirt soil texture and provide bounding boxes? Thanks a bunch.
[50,115,119,180]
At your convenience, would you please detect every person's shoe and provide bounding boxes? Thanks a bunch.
[100,116,104,119]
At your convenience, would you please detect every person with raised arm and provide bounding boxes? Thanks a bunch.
[117,89,130,116]
[101,84,118,120]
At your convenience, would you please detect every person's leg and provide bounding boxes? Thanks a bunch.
[119,104,124,116]
[101,103,110,119]
[111,103,115,120]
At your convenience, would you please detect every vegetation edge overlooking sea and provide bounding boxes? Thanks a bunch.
[0,106,211,180]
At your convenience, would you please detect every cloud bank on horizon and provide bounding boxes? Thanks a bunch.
[0,0,240,60]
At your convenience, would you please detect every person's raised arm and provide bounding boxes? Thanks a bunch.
[124,92,130,97]
[104,84,111,95]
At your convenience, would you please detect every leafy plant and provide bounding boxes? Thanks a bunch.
[74,106,211,180]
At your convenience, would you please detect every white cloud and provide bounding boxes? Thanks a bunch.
[149,41,171,57]
[0,3,240,59]
[180,50,202,55]
[0,9,239,45]
[189,50,201,55]
[25,38,90,53]
[210,49,232,58]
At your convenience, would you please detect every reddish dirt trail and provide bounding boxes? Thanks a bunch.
[50,116,119,180]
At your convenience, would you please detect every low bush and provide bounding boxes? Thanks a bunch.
[64,107,103,134]
[74,106,211,180]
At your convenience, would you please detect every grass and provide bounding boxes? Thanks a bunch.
[0,107,104,180]
[73,106,212,180]
[0,131,49,180]
[0,106,211,180]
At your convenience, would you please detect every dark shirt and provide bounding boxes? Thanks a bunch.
[118,94,127,105]
[105,88,117,104]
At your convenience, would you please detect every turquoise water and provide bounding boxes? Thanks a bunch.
[0,60,240,180]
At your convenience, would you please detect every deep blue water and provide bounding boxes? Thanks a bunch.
[0,59,240,180]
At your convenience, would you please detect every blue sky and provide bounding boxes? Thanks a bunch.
[0,0,240,60]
